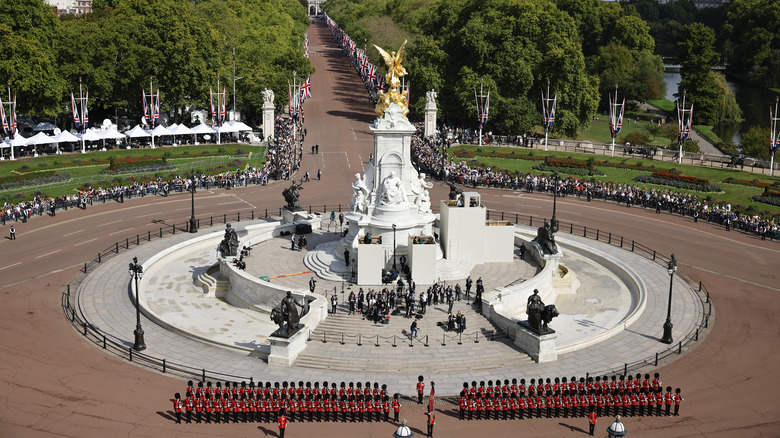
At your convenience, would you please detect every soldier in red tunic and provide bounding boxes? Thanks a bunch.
[278,410,288,438]
[204,393,213,424]
[350,397,357,422]
[417,376,425,404]
[674,388,684,416]
[425,410,436,437]
[587,407,597,436]
[393,394,401,422]
[173,393,183,424]
[341,396,349,422]
[357,398,365,422]
[195,393,204,423]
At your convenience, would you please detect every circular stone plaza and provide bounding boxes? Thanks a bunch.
[1,19,779,438]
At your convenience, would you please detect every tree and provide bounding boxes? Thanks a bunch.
[739,125,771,160]
[677,23,721,124]
[723,0,780,88]
[0,0,64,116]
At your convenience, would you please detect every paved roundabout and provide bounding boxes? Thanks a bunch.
[0,18,779,438]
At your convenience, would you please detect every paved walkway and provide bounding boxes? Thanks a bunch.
[78,218,702,397]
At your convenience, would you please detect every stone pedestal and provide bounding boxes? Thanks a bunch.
[424,106,437,137]
[262,101,275,142]
[514,323,558,363]
[268,328,308,366]
[282,208,312,224]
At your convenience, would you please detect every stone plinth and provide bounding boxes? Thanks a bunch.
[514,323,559,363]
[282,208,314,225]
[262,101,274,142]
[268,328,308,366]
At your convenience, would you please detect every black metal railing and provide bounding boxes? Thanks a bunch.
[61,201,713,388]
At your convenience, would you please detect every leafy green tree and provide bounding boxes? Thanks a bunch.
[739,125,771,160]
[0,0,64,116]
[677,23,722,124]
[723,0,780,88]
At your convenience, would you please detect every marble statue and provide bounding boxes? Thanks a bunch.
[350,173,369,214]
[262,88,274,104]
[410,173,433,213]
[379,171,407,206]
[425,89,437,107]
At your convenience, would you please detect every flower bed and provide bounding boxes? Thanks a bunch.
[722,177,780,190]
[0,171,70,190]
[635,174,722,192]
[649,171,710,186]
[752,194,780,207]
[532,163,605,176]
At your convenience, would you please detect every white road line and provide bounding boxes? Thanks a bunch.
[97,219,123,227]
[108,228,135,236]
[63,229,85,237]
[0,262,21,271]
[35,249,62,259]
[232,195,256,209]
[74,238,98,247]
[173,207,191,212]
[558,209,582,215]
[135,212,158,218]
[217,201,243,205]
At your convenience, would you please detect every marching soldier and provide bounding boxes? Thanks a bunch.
[358,397,365,422]
[425,410,436,437]
[393,394,401,422]
[214,393,222,423]
[587,407,597,436]
[467,396,475,420]
[366,395,373,422]
[664,387,673,416]
[185,392,194,423]
[674,388,684,416]
[278,409,288,438]
[232,394,241,423]
[222,392,231,423]
[458,393,466,420]
[173,393,183,424]
[195,392,204,423]
[417,376,425,404]
[350,397,357,422]
[341,396,349,422]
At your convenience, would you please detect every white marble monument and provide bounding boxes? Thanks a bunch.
[424,89,437,137]
[262,88,275,142]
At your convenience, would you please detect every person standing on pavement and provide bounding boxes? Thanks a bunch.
[309,277,316,293]
[416,376,425,404]
[317,168,322,180]
[410,319,418,339]
[425,409,436,437]
[331,293,338,314]
[9,225,15,240]
[588,407,597,436]
[173,393,183,424]
[278,409,288,438]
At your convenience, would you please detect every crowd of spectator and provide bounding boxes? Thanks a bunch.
[1,116,302,226]
[410,124,779,240]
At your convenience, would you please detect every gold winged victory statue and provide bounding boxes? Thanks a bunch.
[374,40,409,118]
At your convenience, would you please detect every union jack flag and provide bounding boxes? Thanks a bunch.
[542,92,557,133]
[0,96,7,136]
[71,91,81,130]
[772,108,780,154]
[153,89,160,128]
[610,96,625,137]
[300,76,312,100]
[367,65,377,85]
[376,75,386,91]
[9,94,15,139]
[83,91,89,132]
[220,87,227,124]
[142,88,150,125]
[209,86,215,122]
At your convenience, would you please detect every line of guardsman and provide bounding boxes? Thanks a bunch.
[456,373,684,420]
[171,380,402,424]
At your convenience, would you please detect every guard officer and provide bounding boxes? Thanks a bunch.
[173,393,183,424]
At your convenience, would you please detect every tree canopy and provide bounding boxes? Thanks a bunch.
[1,0,311,125]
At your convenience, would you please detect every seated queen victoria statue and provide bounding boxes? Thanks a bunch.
[380,171,407,206]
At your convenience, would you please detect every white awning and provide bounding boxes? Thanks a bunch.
[125,125,151,138]
[191,123,216,134]
[25,132,53,145]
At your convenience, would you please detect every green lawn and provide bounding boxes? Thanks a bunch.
[0,144,267,201]
[647,98,675,113]
[572,117,674,147]
[448,145,780,218]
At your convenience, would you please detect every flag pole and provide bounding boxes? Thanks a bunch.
[5,82,14,160]
[80,77,86,154]
[679,90,686,164]
[149,76,155,149]
[216,77,221,145]
[769,97,780,176]
[610,84,618,157]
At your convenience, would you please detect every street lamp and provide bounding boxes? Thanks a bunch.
[661,254,678,344]
[188,182,197,233]
[128,257,146,351]
[392,223,397,271]
[606,415,627,437]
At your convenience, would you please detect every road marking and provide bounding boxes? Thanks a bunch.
[232,195,256,209]
[35,249,62,259]
[97,219,123,227]
[108,228,135,236]
[0,262,21,271]
[173,207,191,212]
[63,229,85,237]
[217,200,243,205]
[135,212,158,218]
[74,238,98,247]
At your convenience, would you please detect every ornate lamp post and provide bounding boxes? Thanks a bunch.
[188,182,197,233]
[661,254,678,344]
[128,257,146,351]
[392,223,397,271]
[607,415,627,437]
